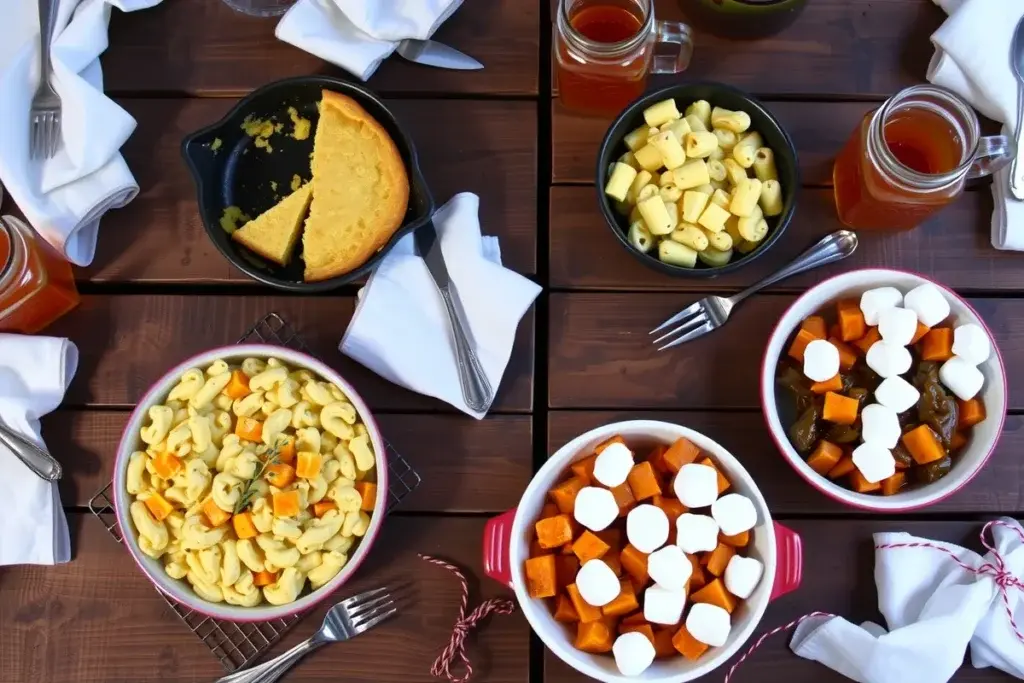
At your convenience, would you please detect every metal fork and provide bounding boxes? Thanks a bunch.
[215,587,396,683]
[30,0,62,160]
[650,231,859,350]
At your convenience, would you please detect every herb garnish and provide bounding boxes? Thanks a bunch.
[233,444,280,515]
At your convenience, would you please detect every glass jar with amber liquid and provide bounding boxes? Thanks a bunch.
[554,0,694,117]
[833,85,1011,231]
[0,215,79,334]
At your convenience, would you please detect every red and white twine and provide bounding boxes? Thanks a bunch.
[723,520,1024,682]
[418,553,516,683]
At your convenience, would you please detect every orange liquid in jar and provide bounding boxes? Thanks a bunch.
[0,220,79,334]
[833,106,964,231]
[556,3,648,116]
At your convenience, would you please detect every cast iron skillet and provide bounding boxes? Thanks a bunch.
[181,75,435,291]
[596,82,800,278]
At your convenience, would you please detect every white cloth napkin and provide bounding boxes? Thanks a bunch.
[0,334,78,565]
[276,0,463,81]
[790,517,1024,682]
[0,0,159,267]
[926,0,1024,250]
[340,193,541,419]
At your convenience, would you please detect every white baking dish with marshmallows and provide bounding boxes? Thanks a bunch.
[482,420,803,682]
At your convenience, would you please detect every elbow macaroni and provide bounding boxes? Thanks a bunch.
[128,357,378,607]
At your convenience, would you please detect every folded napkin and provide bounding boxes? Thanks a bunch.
[340,193,541,419]
[790,518,1024,682]
[927,0,1024,250]
[276,0,463,81]
[0,334,78,565]
[0,0,159,267]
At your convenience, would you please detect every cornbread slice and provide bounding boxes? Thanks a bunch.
[231,183,313,266]
[303,90,409,281]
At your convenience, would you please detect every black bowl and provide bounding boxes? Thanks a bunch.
[596,82,800,278]
[182,75,435,291]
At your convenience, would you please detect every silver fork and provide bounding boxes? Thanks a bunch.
[30,0,62,160]
[650,231,859,350]
[215,587,397,683]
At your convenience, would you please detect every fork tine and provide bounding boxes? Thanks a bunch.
[341,586,388,609]
[651,312,706,346]
[30,117,39,160]
[352,606,398,633]
[50,114,61,157]
[46,115,57,158]
[657,321,715,351]
[346,593,394,621]
[649,301,703,335]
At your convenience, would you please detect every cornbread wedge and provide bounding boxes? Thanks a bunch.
[303,90,409,281]
[231,183,313,266]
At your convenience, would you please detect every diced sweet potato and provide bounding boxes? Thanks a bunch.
[687,554,706,590]
[277,436,296,464]
[697,457,731,494]
[902,425,945,465]
[295,451,322,479]
[525,555,557,598]
[602,580,639,617]
[620,544,649,585]
[823,392,859,425]
[620,623,656,646]
[719,530,749,548]
[653,628,677,658]
[567,583,602,623]
[672,625,710,660]
[788,328,818,362]
[541,502,559,518]
[571,454,597,484]
[652,495,687,527]
[232,511,259,539]
[827,455,856,479]
[910,321,931,344]
[958,399,986,429]
[272,490,301,517]
[950,431,968,452]
[807,440,843,475]
[151,451,182,479]
[549,476,586,515]
[852,327,882,354]
[690,578,737,613]
[610,482,636,517]
[662,438,701,473]
[627,461,662,501]
[881,472,906,496]
[810,374,843,394]
[850,469,881,493]
[594,435,626,455]
[572,531,610,564]
[253,570,277,587]
[144,492,174,522]
[266,463,295,488]
[553,594,579,622]
[354,481,376,511]
[595,528,622,552]
[920,327,954,362]
[224,369,251,399]
[837,299,867,342]
[202,497,231,527]
[313,501,336,518]
[604,551,622,576]
[647,444,670,474]
[536,514,574,549]
[575,620,614,653]
[801,315,827,340]
[703,543,735,577]
[828,337,859,371]
[234,416,263,442]
[555,555,579,590]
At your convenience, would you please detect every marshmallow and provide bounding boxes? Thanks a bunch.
[593,441,634,487]
[675,513,720,554]
[878,307,918,347]
[576,559,621,607]
[852,442,896,484]
[627,504,670,553]
[574,487,619,532]
[723,555,764,600]
[613,632,656,677]
[875,376,921,413]
[710,494,757,537]
[866,340,912,378]
[860,287,903,326]
[647,545,692,591]
[803,339,841,382]
[644,584,687,625]
[904,283,950,327]
[673,463,720,508]
[686,603,732,647]
[952,323,991,366]
[939,357,985,401]
[860,403,901,449]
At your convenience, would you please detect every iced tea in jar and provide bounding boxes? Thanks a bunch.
[0,215,79,334]
[554,0,694,117]
[833,85,1012,231]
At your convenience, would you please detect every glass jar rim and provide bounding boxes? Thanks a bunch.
[871,84,980,190]
[557,0,654,57]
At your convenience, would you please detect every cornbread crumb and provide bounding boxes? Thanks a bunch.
[210,138,223,152]
[270,181,278,192]
[288,107,311,140]
[241,115,277,153]
[219,206,251,234]
[290,174,303,192]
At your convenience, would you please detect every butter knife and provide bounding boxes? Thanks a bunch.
[0,418,62,481]
[395,39,484,71]
[414,223,493,413]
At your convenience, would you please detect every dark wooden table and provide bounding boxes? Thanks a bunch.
[0,1,1017,681]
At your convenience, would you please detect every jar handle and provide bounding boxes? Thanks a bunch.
[651,20,693,75]
[967,134,1015,180]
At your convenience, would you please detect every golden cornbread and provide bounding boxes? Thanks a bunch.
[231,183,313,265]
[302,90,409,281]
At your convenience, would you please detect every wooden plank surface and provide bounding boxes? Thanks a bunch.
[549,293,1022,410]
[103,0,539,96]
[548,411,1024,515]
[0,514,528,683]
[541,521,1003,683]
[549,187,1006,292]
[48,295,534,412]
[551,0,945,98]
[46,411,532,513]
[81,98,537,284]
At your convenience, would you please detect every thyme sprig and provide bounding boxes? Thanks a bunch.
[233,444,280,515]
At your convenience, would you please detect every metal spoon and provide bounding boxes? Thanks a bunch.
[1008,15,1024,200]
[0,418,62,480]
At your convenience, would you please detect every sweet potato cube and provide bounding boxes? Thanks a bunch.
[690,578,737,613]
[549,476,586,515]
[553,594,579,622]
[602,580,639,617]
[662,438,702,473]
[837,299,867,342]
[620,623,656,646]
[653,628,677,658]
[958,399,986,429]
[571,454,598,484]
[788,328,818,363]
[920,327,954,362]
[806,440,843,475]
[525,555,557,598]
[901,425,946,465]
[697,456,731,494]
[850,469,882,493]
[144,492,174,522]
[572,531,611,564]
[852,327,882,355]
[703,543,735,577]
[823,392,859,425]
[719,530,749,548]
[535,514,574,549]
[619,544,649,585]
[567,583,603,623]
[576,620,614,653]
[672,625,710,660]
[800,315,827,340]
[555,555,579,590]
[609,482,636,517]
[627,461,662,501]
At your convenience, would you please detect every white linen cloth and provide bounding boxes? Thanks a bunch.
[340,193,541,419]
[276,0,464,81]
[0,334,78,565]
[0,0,159,266]
[927,0,1024,250]
[790,517,1024,682]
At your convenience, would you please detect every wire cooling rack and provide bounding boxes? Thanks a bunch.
[87,312,422,672]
